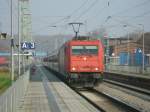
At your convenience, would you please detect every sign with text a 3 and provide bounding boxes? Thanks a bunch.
[21,42,35,50]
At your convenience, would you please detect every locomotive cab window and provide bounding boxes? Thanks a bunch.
[72,45,98,55]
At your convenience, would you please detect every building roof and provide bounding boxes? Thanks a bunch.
[137,32,150,46]
[108,32,150,46]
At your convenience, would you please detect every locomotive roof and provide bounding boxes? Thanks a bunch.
[72,36,98,40]
[65,39,101,47]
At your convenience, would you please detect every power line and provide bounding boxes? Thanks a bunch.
[86,1,108,22]
[110,9,150,25]
[69,0,90,17]
[101,15,148,33]
[73,0,99,21]
[33,1,95,34]
[32,16,70,34]
[96,0,150,32]
[32,16,68,26]
[80,1,108,33]
[130,10,150,19]
[111,0,150,18]
[31,0,89,34]
[32,0,90,34]
[83,1,111,32]
[97,0,150,27]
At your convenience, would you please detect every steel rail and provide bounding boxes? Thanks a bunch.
[103,79,150,96]
[77,88,141,112]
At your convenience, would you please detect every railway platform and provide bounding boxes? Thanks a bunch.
[17,65,100,112]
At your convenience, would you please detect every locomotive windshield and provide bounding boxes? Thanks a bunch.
[72,45,98,55]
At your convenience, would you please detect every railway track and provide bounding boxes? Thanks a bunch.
[75,72,150,112]
[103,79,150,96]
[104,72,150,90]
[46,68,150,112]
[76,88,141,112]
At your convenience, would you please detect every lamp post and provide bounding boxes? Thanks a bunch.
[18,0,21,76]
[123,25,130,65]
[11,0,14,81]
[139,24,145,74]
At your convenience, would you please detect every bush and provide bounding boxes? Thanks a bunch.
[0,67,9,72]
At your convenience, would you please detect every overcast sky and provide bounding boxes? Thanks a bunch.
[0,0,150,37]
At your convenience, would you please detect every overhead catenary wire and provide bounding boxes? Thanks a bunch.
[97,14,148,38]
[86,5,107,21]
[110,0,150,18]
[31,0,150,35]
[32,0,91,34]
[97,0,150,25]
[68,0,90,17]
[73,0,99,22]
[81,0,109,34]
[129,10,150,20]
[32,0,108,35]
[93,0,150,34]
[32,16,70,34]
[106,7,150,28]
[32,0,89,28]
[32,16,69,26]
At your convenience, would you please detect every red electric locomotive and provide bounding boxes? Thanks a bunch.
[57,37,104,87]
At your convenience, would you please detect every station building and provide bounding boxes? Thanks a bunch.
[104,32,150,74]
[112,32,150,56]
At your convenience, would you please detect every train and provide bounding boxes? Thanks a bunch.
[43,36,104,88]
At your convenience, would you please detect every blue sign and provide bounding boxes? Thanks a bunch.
[135,48,142,65]
[21,42,35,50]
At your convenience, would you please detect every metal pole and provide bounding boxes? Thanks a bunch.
[18,0,21,76]
[138,24,145,73]
[106,37,110,71]
[142,25,145,74]
[21,3,24,74]
[11,0,14,82]
[116,38,117,56]
[127,31,129,65]
[123,25,129,65]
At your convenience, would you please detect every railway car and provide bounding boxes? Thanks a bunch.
[44,36,104,88]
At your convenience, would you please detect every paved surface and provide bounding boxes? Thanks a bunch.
[17,67,51,112]
[17,65,100,112]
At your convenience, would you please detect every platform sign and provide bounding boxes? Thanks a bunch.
[21,42,35,50]
[28,42,35,49]
[134,48,142,53]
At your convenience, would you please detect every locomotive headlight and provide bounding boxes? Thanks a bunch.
[72,67,76,71]
[83,57,87,61]
[95,67,98,71]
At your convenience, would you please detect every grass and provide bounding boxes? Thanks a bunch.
[0,72,11,94]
